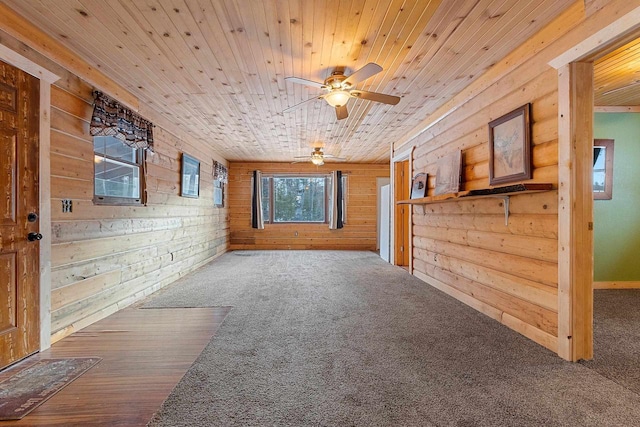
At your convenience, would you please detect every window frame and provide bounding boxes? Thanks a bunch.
[93,135,146,206]
[213,178,224,207]
[261,174,330,224]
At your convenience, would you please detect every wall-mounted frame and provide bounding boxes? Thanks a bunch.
[488,103,532,185]
[181,153,200,198]
[213,178,224,207]
[434,150,462,195]
[593,138,614,200]
[410,173,428,199]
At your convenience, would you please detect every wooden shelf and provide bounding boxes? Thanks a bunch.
[398,183,553,225]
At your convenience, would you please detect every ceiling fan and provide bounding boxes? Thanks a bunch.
[292,147,345,166]
[283,63,400,120]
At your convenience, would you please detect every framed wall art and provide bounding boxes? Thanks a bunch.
[410,173,428,199]
[181,153,200,198]
[434,151,462,195]
[488,103,531,186]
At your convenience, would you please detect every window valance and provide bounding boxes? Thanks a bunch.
[213,160,228,184]
[90,91,154,151]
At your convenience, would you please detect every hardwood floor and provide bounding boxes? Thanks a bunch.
[0,306,231,426]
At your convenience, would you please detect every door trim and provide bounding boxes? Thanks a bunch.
[0,42,59,352]
[549,6,640,361]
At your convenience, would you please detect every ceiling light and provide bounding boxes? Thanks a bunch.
[311,154,324,165]
[324,90,350,107]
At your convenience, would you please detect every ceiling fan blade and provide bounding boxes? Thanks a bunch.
[350,90,400,105]
[293,155,311,159]
[291,160,309,164]
[344,63,383,86]
[285,76,326,89]
[324,156,346,161]
[336,104,348,120]
[283,95,323,113]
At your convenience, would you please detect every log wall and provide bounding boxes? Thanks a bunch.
[229,162,389,250]
[48,69,229,341]
[394,0,640,355]
[395,16,563,352]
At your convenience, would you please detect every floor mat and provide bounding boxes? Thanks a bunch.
[0,357,101,420]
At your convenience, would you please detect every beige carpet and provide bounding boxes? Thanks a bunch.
[144,250,640,426]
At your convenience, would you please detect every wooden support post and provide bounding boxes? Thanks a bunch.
[557,62,594,362]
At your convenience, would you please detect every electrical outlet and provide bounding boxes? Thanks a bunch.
[62,199,72,213]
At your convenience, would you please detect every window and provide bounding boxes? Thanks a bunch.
[593,139,614,200]
[94,135,144,204]
[260,174,347,224]
[214,178,224,207]
[261,176,326,223]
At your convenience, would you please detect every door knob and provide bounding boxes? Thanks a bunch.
[27,232,43,242]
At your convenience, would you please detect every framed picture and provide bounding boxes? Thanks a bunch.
[488,103,531,185]
[181,153,200,198]
[410,173,428,199]
[213,179,224,207]
[434,151,462,195]
[593,139,614,200]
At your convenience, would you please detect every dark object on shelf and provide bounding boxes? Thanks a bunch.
[410,173,428,199]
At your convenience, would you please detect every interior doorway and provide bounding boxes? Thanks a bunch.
[0,58,41,369]
[394,159,410,267]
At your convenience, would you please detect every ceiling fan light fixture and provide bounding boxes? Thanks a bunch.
[311,153,325,165]
[324,90,350,107]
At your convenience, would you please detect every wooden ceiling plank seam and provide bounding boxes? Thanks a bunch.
[201,0,275,155]
[338,0,368,68]
[337,0,444,143]
[264,1,300,156]
[74,0,207,99]
[125,0,214,95]
[391,0,568,151]
[265,1,293,126]
[230,0,287,153]
[406,0,490,91]
[396,0,568,141]
[190,0,258,96]
[0,1,137,109]
[117,0,210,94]
[408,0,547,104]
[14,0,158,100]
[186,0,268,145]
[333,0,400,150]
[206,0,263,96]
[247,0,289,132]
[408,0,514,92]
[162,0,243,96]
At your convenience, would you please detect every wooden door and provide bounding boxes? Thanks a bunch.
[0,59,40,369]
[394,160,410,266]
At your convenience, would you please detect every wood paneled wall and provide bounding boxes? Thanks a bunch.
[48,78,228,341]
[229,162,388,250]
[398,35,563,353]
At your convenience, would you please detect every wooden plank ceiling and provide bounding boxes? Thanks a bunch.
[3,0,575,163]
[595,37,640,107]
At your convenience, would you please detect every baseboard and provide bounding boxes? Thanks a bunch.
[593,281,640,289]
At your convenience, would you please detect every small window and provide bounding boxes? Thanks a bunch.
[94,135,144,205]
[214,178,224,207]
